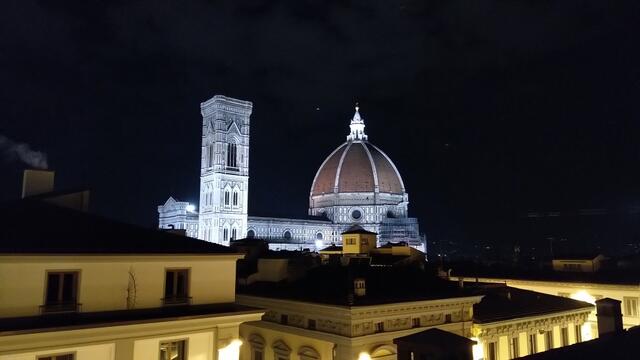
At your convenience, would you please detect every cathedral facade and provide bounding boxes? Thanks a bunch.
[158,95,424,251]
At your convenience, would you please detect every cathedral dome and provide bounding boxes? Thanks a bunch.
[310,107,405,197]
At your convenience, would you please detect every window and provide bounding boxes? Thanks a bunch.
[351,209,362,220]
[247,229,255,238]
[232,191,239,206]
[159,340,186,360]
[38,354,74,360]
[486,342,497,360]
[316,232,323,240]
[224,190,230,206]
[283,231,292,240]
[281,314,288,325]
[375,321,384,333]
[249,334,265,360]
[575,324,582,342]
[561,327,569,346]
[44,271,79,313]
[412,317,421,328]
[624,297,639,317]
[509,336,519,358]
[223,228,229,242]
[545,330,554,350]
[164,269,189,305]
[207,145,214,167]
[346,238,356,245]
[273,340,291,360]
[444,314,452,323]
[227,143,237,168]
[528,333,538,354]
[308,319,316,330]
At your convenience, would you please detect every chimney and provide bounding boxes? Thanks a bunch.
[354,278,366,297]
[22,169,55,198]
[596,298,623,336]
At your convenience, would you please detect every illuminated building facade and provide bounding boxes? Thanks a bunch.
[158,95,424,251]
[0,199,262,360]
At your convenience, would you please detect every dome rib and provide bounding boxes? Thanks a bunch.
[310,143,347,195]
[333,141,353,192]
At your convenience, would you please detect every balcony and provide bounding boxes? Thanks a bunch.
[162,296,192,306]
[40,302,81,314]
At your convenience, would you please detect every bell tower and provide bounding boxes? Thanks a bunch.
[198,95,252,245]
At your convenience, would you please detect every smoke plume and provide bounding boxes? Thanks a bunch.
[0,135,48,169]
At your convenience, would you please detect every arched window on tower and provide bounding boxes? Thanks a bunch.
[233,190,239,207]
[223,227,229,242]
[207,145,214,168]
[224,189,230,206]
[231,227,237,240]
[227,143,237,169]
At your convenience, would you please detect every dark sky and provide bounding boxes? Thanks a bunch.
[1,0,639,249]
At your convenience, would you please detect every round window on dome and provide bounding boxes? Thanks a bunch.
[351,209,362,220]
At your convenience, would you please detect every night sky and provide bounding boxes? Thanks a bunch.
[1,1,639,252]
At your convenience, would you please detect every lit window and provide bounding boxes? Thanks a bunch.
[575,324,582,342]
[561,327,569,346]
[510,336,519,358]
[545,330,554,349]
[38,354,74,360]
[412,318,421,328]
[160,340,186,360]
[43,271,79,313]
[624,297,638,317]
[486,342,497,360]
[164,269,189,305]
[375,321,384,333]
[528,333,538,354]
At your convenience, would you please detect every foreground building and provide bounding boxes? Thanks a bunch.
[0,195,263,360]
[158,95,424,251]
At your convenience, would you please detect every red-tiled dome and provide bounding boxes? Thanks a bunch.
[310,141,405,196]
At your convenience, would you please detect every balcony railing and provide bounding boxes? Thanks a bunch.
[162,296,192,306]
[40,302,81,314]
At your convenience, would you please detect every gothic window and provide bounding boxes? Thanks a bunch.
[208,145,214,168]
[247,229,255,238]
[298,346,320,360]
[316,232,323,240]
[231,227,237,240]
[233,190,239,206]
[223,228,229,242]
[283,231,292,240]
[224,190,230,206]
[227,143,237,168]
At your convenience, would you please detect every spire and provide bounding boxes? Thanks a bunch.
[347,103,368,141]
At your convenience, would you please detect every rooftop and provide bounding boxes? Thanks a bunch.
[394,327,476,347]
[471,285,593,323]
[0,303,262,336]
[238,266,479,306]
[341,224,377,235]
[0,199,236,255]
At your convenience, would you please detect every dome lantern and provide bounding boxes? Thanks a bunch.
[347,104,368,141]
